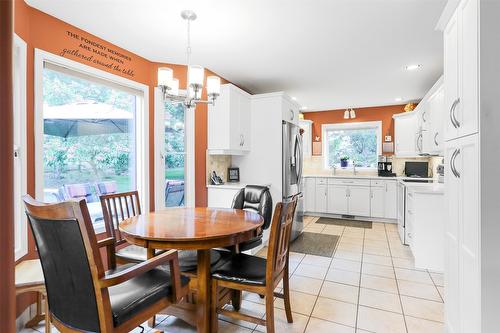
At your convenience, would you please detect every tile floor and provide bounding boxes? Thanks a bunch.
[20,216,444,333]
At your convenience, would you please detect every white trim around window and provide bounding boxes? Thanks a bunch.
[154,88,195,209]
[33,49,150,232]
[321,121,382,169]
[13,34,28,261]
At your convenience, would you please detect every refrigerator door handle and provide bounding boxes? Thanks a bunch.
[294,133,303,187]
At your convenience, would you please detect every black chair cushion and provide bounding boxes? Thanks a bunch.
[108,264,189,327]
[212,253,267,286]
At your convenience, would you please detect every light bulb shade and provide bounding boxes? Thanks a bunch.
[350,109,356,118]
[207,76,221,96]
[188,86,196,98]
[169,78,179,96]
[344,110,350,119]
[158,67,173,86]
[188,65,204,87]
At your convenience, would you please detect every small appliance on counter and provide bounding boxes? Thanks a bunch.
[404,161,429,178]
[437,159,444,183]
[378,155,396,177]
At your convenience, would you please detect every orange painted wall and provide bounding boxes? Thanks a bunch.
[13,0,228,315]
[303,104,406,155]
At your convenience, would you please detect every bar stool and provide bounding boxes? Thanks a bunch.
[15,259,51,333]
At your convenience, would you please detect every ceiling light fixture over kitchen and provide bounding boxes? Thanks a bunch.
[157,10,220,108]
[405,64,422,71]
[344,108,356,119]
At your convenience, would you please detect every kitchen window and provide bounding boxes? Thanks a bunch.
[322,121,382,169]
[34,50,149,231]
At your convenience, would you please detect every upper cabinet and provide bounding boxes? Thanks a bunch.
[444,0,479,141]
[282,97,300,125]
[208,84,251,155]
[393,111,418,156]
[393,76,444,157]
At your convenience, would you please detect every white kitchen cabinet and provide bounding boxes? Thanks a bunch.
[427,85,445,153]
[282,97,300,125]
[207,187,241,208]
[299,120,313,158]
[444,0,479,142]
[315,183,328,213]
[328,185,348,215]
[445,134,480,333]
[348,186,371,217]
[384,181,398,219]
[208,84,251,154]
[393,112,418,156]
[370,186,385,218]
[304,177,316,212]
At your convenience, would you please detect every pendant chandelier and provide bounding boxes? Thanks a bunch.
[157,10,221,108]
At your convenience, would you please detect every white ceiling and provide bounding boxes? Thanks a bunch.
[26,0,447,111]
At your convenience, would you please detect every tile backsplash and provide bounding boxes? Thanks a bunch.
[304,155,444,179]
[206,154,232,184]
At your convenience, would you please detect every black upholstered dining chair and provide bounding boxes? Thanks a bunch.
[230,185,273,252]
[23,195,189,333]
[210,197,298,333]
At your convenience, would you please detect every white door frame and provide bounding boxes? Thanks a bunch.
[154,88,195,209]
[34,49,150,230]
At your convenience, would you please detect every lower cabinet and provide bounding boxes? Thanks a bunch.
[349,186,371,216]
[315,184,328,213]
[384,181,398,219]
[303,177,398,220]
[370,186,385,218]
[328,185,348,215]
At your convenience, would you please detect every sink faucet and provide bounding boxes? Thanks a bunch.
[353,161,357,175]
[331,165,337,175]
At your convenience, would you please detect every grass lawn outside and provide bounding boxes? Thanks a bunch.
[165,167,185,181]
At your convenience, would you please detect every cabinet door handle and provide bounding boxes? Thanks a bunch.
[451,148,461,178]
[290,109,294,121]
[422,111,427,123]
[434,132,439,146]
[239,134,244,146]
[449,98,460,128]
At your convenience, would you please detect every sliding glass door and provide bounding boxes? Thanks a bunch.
[39,60,145,228]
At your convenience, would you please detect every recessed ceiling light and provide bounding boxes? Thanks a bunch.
[395,97,403,102]
[292,96,297,101]
[405,64,422,71]
[300,106,308,110]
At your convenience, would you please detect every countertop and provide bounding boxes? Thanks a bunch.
[303,173,444,193]
[206,182,271,190]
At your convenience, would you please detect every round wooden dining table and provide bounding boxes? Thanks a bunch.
[119,207,264,333]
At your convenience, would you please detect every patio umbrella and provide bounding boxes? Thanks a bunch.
[43,101,134,137]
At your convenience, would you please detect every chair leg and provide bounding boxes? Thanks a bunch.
[44,294,51,333]
[231,290,242,311]
[210,280,219,333]
[265,288,275,333]
[282,270,293,323]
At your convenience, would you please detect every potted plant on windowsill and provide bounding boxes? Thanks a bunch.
[340,156,349,168]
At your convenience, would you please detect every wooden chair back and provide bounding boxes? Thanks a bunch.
[266,197,298,281]
[100,191,142,247]
[23,195,113,332]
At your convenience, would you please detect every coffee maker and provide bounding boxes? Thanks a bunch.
[378,155,396,177]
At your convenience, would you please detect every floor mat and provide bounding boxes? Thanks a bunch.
[290,232,339,257]
[315,217,373,229]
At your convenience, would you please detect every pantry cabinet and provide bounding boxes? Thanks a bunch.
[444,0,479,142]
[445,134,480,333]
[208,84,251,154]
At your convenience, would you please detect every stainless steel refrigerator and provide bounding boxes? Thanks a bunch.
[282,121,304,241]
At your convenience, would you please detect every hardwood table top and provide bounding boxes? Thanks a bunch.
[119,207,264,249]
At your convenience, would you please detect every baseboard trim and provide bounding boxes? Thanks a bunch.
[305,212,398,224]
